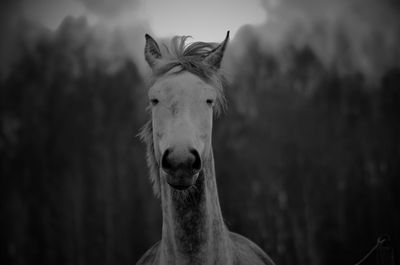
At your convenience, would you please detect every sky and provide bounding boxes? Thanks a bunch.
[21,0,267,42]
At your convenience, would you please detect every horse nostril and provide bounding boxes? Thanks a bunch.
[190,149,202,173]
[161,148,201,176]
[161,148,173,173]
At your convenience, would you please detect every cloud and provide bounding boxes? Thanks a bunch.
[21,0,85,29]
[77,0,140,17]
[234,0,400,85]
[0,0,152,77]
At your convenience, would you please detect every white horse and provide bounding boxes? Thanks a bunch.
[137,32,276,265]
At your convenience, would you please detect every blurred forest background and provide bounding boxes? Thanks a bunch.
[1,1,400,265]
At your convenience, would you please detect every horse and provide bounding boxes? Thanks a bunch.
[137,32,276,265]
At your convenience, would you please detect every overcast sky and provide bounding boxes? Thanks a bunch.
[21,0,267,42]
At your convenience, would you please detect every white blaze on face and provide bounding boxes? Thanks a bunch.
[149,71,216,163]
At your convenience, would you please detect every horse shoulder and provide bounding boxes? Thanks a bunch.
[136,241,161,265]
[229,232,276,265]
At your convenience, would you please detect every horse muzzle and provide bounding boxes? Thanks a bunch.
[161,148,202,190]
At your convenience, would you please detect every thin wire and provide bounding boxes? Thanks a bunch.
[354,237,387,265]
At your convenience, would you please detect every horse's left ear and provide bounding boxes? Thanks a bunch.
[144,33,162,70]
[203,31,230,69]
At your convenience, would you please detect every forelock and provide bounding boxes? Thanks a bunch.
[150,35,227,115]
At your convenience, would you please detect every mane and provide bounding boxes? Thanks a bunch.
[138,120,160,196]
[140,35,229,197]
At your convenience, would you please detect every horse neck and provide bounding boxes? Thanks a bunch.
[159,150,232,264]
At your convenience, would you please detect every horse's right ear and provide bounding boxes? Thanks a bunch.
[144,34,162,70]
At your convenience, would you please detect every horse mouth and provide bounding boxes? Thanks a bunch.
[164,171,200,191]
[169,184,193,190]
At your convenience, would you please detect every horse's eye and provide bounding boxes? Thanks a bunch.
[206,99,214,106]
[150,98,159,106]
